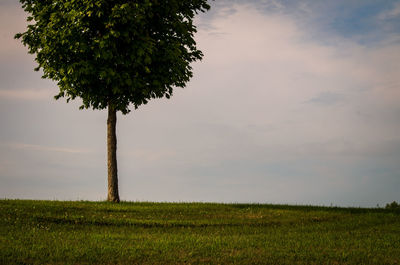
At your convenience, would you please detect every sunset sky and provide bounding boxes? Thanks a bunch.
[1,0,399,207]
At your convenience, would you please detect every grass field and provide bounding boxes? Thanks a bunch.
[1,200,399,264]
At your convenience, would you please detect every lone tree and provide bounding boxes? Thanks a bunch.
[16,0,211,202]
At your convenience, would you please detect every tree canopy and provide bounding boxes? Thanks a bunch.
[15,0,210,114]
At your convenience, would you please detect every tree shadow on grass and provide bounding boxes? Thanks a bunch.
[229,203,400,214]
[34,216,284,229]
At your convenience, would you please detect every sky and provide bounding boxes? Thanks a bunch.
[1,0,400,207]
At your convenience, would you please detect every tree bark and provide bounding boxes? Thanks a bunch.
[107,104,120,202]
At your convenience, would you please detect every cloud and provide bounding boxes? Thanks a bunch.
[2,142,91,154]
[0,89,54,101]
[307,92,345,106]
[194,3,400,121]
[0,0,57,93]
[140,3,400,204]
[0,0,27,56]
[378,2,400,20]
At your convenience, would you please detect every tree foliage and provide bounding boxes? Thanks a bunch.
[386,201,400,210]
[15,0,210,114]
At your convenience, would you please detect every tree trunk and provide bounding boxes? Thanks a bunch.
[107,104,120,202]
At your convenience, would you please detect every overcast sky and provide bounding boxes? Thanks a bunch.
[1,0,399,207]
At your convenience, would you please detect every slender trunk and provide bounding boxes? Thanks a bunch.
[107,104,120,202]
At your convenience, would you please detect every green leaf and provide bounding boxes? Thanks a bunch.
[15,0,211,113]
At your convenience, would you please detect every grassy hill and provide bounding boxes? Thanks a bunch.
[1,200,399,264]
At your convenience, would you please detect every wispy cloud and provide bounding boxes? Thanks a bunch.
[0,89,53,101]
[378,2,400,20]
[3,142,91,154]
[307,92,345,106]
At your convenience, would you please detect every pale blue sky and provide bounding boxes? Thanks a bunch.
[1,0,399,207]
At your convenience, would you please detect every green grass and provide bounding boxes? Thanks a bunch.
[1,200,399,264]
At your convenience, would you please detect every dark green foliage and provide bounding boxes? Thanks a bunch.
[1,200,400,264]
[386,201,400,210]
[15,0,210,113]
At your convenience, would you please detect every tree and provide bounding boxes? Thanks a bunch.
[15,0,211,202]
[386,201,400,210]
